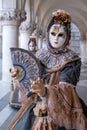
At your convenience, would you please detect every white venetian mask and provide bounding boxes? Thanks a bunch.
[49,23,67,48]
[28,41,36,51]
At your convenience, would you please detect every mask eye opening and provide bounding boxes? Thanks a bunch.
[51,32,56,36]
[58,33,64,37]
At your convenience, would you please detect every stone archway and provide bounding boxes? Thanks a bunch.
[71,23,81,55]
[71,23,87,63]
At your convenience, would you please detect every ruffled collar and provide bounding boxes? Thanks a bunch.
[36,48,79,69]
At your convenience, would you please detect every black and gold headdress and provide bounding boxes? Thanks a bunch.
[47,9,71,54]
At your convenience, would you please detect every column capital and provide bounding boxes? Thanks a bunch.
[19,22,33,34]
[0,9,26,26]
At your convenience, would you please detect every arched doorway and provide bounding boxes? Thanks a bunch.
[71,23,87,63]
[71,23,81,56]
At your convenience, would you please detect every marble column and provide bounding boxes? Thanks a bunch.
[1,9,26,81]
[42,38,47,49]
[19,0,32,50]
[19,23,32,50]
[37,36,42,50]
[79,32,87,63]
[80,41,86,62]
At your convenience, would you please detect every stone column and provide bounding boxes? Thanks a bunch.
[19,23,32,50]
[80,32,87,63]
[19,0,32,50]
[36,29,43,50]
[0,9,26,81]
[42,38,47,49]
[80,40,86,62]
[37,36,42,50]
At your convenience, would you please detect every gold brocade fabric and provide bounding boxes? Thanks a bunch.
[47,82,87,129]
[32,116,56,130]
[32,82,87,130]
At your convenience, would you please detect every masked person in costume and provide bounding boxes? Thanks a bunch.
[28,36,37,55]
[7,9,87,130]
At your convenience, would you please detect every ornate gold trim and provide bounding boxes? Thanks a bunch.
[59,82,75,88]
[47,57,80,86]
[46,57,80,73]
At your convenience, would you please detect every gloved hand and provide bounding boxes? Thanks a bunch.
[9,66,19,79]
[9,66,24,81]
[30,77,45,97]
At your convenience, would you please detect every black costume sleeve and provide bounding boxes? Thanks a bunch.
[59,59,81,86]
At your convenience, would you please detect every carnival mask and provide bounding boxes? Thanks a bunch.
[49,23,67,48]
[28,41,36,51]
